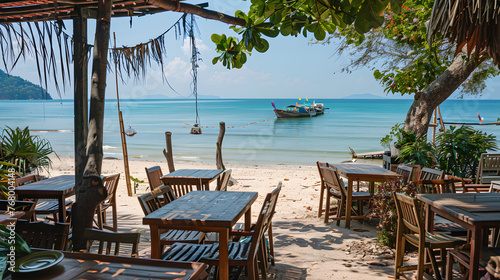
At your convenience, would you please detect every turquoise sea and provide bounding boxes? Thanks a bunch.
[1,98,500,166]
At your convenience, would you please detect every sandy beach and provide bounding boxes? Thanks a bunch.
[43,155,398,280]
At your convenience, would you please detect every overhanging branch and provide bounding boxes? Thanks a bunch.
[148,0,247,26]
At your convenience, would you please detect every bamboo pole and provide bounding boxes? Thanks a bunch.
[437,106,445,132]
[114,32,132,197]
[432,108,437,143]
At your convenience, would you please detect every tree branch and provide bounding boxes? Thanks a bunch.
[148,0,246,26]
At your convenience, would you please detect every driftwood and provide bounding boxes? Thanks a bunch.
[72,0,112,251]
[216,122,225,170]
[163,131,175,173]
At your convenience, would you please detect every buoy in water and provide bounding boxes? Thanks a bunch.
[125,126,137,137]
[190,124,202,134]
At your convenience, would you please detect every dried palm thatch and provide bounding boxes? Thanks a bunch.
[0,21,74,98]
[428,0,500,64]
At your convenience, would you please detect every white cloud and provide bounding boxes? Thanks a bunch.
[181,38,210,57]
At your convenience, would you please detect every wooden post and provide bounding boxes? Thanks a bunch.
[114,33,132,197]
[164,131,175,173]
[216,122,225,170]
[73,7,88,196]
[432,108,437,143]
[437,106,445,132]
[73,0,112,251]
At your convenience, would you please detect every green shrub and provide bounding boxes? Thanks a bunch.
[370,181,419,248]
[436,125,497,179]
[0,126,56,176]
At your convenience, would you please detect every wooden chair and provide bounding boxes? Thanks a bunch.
[476,153,500,184]
[445,248,488,280]
[82,228,140,257]
[316,161,329,218]
[95,173,120,232]
[161,185,281,280]
[419,167,445,180]
[145,166,164,191]
[393,192,466,280]
[137,185,205,251]
[419,179,456,194]
[320,166,371,225]
[15,220,70,250]
[160,177,203,198]
[395,165,414,184]
[0,200,36,220]
[15,175,73,222]
[215,169,231,191]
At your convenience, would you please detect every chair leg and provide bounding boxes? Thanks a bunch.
[268,225,275,266]
[416,243,425,280]
[336,198,344,227]
[112,204,118,231]
[394,233,405,279]
[324,189,331,224]
[426,248,442,280]
[318,184,325,218]
[445,250,453,280]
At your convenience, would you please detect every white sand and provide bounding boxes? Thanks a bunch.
[44,155,397,280]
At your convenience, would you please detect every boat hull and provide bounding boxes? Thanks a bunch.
[274,109,316,118]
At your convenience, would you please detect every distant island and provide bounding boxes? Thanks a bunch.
[0,69,52,100]
[142,94,220,99]
[342,93,412,99]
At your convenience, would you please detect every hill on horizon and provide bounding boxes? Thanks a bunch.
[0,69,52,100]
[141,94,220,99]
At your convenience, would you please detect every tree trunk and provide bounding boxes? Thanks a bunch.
[404,51,486,137]
[72,0,112,251]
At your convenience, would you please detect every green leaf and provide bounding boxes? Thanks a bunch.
[211,34,222,44]
[389,0,403,14]
[254,38,269,52]
[314,28,326,41]
[354,0,386,33]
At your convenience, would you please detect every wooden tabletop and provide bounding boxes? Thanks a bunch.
[162,169,224,180]
[0,212,24,225]
[6,251,207,280]
[15,175,75,197]
[417,193,500,225]
[143,191,258,228]
[329,163,401,178]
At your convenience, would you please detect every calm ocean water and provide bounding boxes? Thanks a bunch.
[1,98,499,166]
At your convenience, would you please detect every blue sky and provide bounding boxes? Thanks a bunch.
[4,1,500,100]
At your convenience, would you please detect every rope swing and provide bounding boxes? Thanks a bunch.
[189,14,202,135]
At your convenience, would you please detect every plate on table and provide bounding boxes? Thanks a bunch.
[14,251,64,273]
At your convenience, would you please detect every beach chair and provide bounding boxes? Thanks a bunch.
[15,220,70,250]
[393,192,466,280]
[82,228,141,257]
[137,185,205,251]
[320,166,371,225]
[16,175,73,222]
[476,153,500,184]
[95,173,120,231]
[161,185,281,280]
[215,169,231,191]
[316,161,330,218]
[145,166,164,191]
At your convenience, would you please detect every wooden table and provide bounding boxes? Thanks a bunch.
[161,169,223,190]
[15,175,75,222]
[0,211,24,226]
[417,193,500,280]
[329,163,402,228]
[143,190,258,280]
[6,250,207,280]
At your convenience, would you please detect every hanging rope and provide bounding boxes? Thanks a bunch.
[189,14,201,125]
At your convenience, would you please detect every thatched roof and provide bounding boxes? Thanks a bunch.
[428,0,500,64]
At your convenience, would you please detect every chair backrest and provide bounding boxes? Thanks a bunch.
[15,174,38,187]
[419,179,456,194]
[15,220,70,250]
[396,165,414,184]
[82,228,141,257]
[145,166,164,191]
[101,173,120,204]
[320,166,347,198]
[316,161,329,184]
[393,192,424,236]
[0,200,36,220]
[419,167,445,180]
[137,185,176,215]
[248,184,282,262]
[476,153,500,184]
[160,177,203,198]
[215,169,232,191]
[490,182,500,193]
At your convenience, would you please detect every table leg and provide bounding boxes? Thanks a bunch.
[469,226,482,280]
[219,228,230,280]
[150,225,161,259]
[58,196,66,223]
[245,206,252,231]
[345,179,353,228]
[424,204,434,233]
